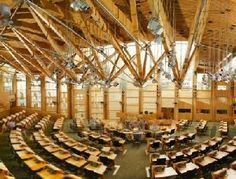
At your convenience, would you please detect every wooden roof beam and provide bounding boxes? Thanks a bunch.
[28,6,79,81]
[0,42,33,78]
[144,52,165,82]
[29,4,106,80]
[86,0,140,80]
[149,0,180,82]
[70,12,105,79]
[0,54,30,74]
[12,28,51,76]
[130,0,143,79]
[93,0,145,41]
[179,0,211,84]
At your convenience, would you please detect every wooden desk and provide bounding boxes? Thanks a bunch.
[84,162,107,176]
[220,145,236,153]
[228,140,236,146]
[65,155,87,168]
[63,174,82,179]
[100,152,117,161]
[226,168,236,179]
[16,149,35,160]
[52,149,72,160]
[10,137,24,144]
[37,139,52,147]
[176,162,199,174]
[182,148,198,156]
[72,143,88,153]
[12,143,28,151]
[194,156,217,167]
[37,164,64,179]
[84,147,101,157]
[168,151,185,160]
[57,136,68,143]
[99,136,112,143]
[24,156,47,171]
[208,150,229,160]
[63,140,78,147]
[44,144,61,153]
[154,167,178,178]
[0,162,15,179]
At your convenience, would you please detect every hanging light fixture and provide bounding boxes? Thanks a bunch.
[0,3,11,27]
[70,0,90,11]
[147,17,164,36]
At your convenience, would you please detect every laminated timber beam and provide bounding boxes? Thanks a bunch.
[130,0,143,79]
[12,28,51,77]
[144,52,165,82]
[28,6,79,81]
[179,0,211,84]
[94,0,146,41]
[0,43,34,78]
[110,54,136,82]
[149,0,180,82]
[2,41,43,75]
[28,3,104,80]
[70,11,105,79]
[0,54,31,75]
[84,0,140,80]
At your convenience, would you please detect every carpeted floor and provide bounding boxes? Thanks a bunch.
[1,120,236,179]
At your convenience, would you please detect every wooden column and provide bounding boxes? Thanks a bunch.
[121,90,126,121]
[229,82,234,118]
[57,78,61,114]
[192,50,199,120]
[139,87,143,113]
[192,71,197,120]
[12,74,17,108]
[174,85,179,120]
[103,88,109,120]
[211,81,216,121]
[26,76,31,108]
[67,84,74,119]
[86,88,91,120]
[41,76,46,111]
[156,72,162,119]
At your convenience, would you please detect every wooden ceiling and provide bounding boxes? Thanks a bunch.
[0,0,234,86]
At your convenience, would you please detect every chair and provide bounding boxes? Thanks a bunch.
[191,151,199,159]
[169,129,175,135]
[188,133,196,142]
[145,131,152,139]
[154,158,166,165]
[99,155,113,168]
[133,133,142,143]
[166,140,175,150]
[150,141,160,152]
[120,133,126,140]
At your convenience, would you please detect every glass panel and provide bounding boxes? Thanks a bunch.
[91,86,103,119]
[74,84,86,119]
[31,77,41,108]
[61,82,68,117]
[109,87,121,120]
[46,77,57,112]
[17,73,26,106]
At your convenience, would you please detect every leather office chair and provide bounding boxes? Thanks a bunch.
[150,141,160,152]
[154,158,166,165]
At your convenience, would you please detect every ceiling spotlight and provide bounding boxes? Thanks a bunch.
[70,0,90,11]
[0,3,11,27]
[147,17,164,36]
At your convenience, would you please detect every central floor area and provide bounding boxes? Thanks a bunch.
[1,119,236,179]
